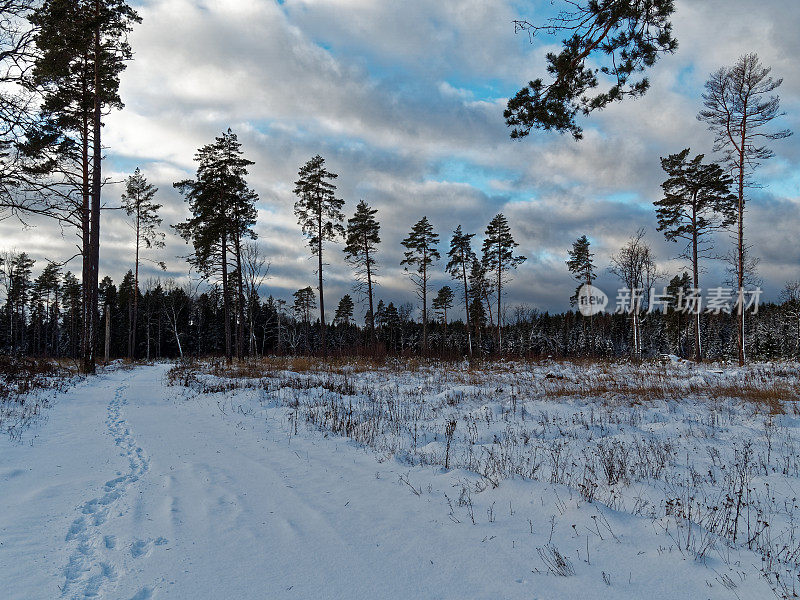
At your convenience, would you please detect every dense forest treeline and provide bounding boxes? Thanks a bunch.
[1,248,799,361]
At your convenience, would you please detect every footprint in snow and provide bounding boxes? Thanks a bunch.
[129,587,154,600]
[105,474,128,490]
[131,538,153,558]
[65,516,87,541]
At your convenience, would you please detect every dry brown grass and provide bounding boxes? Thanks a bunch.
[540,375,799,413]
[175,355,800,414]
[707,384,799,414]
[197,355,471,379]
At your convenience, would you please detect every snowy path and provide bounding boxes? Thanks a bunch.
[0,364,777,599]
[62,378,152,598]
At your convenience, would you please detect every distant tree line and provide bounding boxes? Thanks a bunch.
[2,245,800,362]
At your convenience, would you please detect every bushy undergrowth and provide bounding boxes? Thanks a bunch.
[168,356,800,597]
[0,355,78,441]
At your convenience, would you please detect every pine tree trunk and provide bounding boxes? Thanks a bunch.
[132,212,140,359]
[238,243,244,359]
[234,228,244,359]
[318,233,326,358]
[496,250,502,354]
[365,241,375,343]
[85,14,102,375]
[221,232,231,361]
[277,308,283,355]
[80,77,91,373]
[104,305,110,363]
[587,270,594,356]
[248,292,256,357]
[157,310,162,358]
[127,294,133,358]
[8,298,14,354]
[462,256,472,358]
[692,199,702,363]
[484,285,494,329]
[737,110,747,366]
[422,247,427,355]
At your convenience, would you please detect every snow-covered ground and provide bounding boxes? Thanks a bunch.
[1,360,799,599]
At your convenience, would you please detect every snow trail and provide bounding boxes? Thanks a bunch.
[60,375,154,599]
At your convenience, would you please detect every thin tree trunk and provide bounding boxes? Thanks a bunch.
[277,308,283,355]
[365,241,375,343]
[157,306,162,358]
[497,253,502,354]
[146,310,151,360]
[422,247,427,354]
[7,288,13,354]
[234,229,244,359]
[318,218,326,358]
[132,209,139,359]
[461,256,472,358]
[127,293,133,358]
[171,313,183,358]
[248,289,256,357]
[196,312,201,358]
[484,284,495,329]
[737,110,747,366]
[104,304,110,363]
[692,199,702,362]
[588,273,594,356]
[221,233,231,361]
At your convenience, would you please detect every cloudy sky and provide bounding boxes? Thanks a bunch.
[5,0,800,319]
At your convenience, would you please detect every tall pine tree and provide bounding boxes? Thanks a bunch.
[401,216,440,354]
[566,235,596,303]
[566,234,597,352]
[698,53,792,365]
[28,0,141,372]
[482,214,526,351]
[432,285,454,337]
[121,167,164,358]
[655,149,735,362]
[294,155,344,358]
[343,199,380,340]
[174,129,258,362]
[446,225,476,357]
[334,294,354,326]
[666,272,692,357]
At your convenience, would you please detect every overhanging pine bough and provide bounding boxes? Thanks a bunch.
[505,0,677,140]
